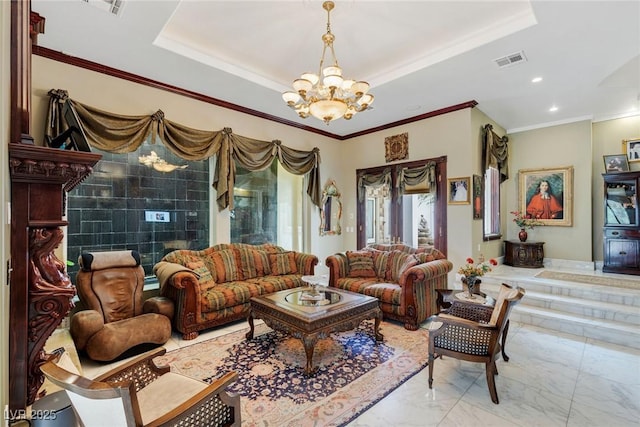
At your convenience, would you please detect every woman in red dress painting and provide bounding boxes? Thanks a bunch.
[526,180,563,219]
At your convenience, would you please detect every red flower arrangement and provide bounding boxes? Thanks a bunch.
[457,257,498,277]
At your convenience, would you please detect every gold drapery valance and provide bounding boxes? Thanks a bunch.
[357,168,392,203]
[483,123,509,183]
[397,161,437,200]
[45,90,321,211]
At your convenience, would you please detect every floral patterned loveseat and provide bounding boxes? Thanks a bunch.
[325,244,452,331]
[154,243,318,339]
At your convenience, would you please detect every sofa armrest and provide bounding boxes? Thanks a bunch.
[295,252,319,275]
[398,259,453,327]
[325,253,348,286]
[143,296,175,320]
[400,259,453,285]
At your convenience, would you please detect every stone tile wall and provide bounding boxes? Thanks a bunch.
[66,144,210,280]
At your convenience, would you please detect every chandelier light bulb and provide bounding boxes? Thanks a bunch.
[281,1,374,125]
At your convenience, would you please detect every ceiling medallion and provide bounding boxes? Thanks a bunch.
[282,1,374,125]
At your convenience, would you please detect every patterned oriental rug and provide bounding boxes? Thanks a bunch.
[535,270,640,290]
[155,320,429,427]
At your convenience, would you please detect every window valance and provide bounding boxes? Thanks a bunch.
[357,168,392,203]
[483,124,509,183]
[397,161,437,199]
[46,89,321,211]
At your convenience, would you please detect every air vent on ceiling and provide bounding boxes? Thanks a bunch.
[494,51,527,68]
[82,0,124,16]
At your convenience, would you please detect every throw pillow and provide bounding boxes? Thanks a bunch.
[205,249,242,283]
[369,249,390,279]
[186,261,214,283]
[269,252,298,275]
[236,247,271,279]
[387,250,415,282]
[346,251,377,278]
[186,261,217,291]
[393,255,419,282]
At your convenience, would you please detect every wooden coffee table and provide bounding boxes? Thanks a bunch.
[246,287,383,376]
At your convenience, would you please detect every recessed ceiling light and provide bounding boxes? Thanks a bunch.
[549,105,558,112]
[531,77,543,83]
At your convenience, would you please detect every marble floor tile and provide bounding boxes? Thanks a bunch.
[74,272,638,427]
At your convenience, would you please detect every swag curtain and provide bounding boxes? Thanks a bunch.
[46,90,321,211]
[397,161,437,199]
[483,123,509,183]
[357,168,392,203]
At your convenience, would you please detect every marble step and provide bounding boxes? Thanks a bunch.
[509,305,640,350]
[476,272,639,349]
[517,290,640,326]
[482,273,640,307]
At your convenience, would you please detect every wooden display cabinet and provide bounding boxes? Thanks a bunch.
[603,171,640,275]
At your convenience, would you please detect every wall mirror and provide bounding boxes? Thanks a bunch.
[320,180,342,236]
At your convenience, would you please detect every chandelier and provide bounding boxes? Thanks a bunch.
[282,1,374,124]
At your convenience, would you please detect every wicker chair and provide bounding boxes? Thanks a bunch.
[428,283,525,404]
[40,347,241,427]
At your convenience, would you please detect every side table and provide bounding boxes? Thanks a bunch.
[504,240,544,268]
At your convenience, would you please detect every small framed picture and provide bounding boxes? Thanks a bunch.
[622,138,640,163]
[472,174,483,219]
[603,154,629,173]
[448,177,470,205]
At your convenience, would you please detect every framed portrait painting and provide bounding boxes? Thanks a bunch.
[622,138,640,163]
[603,154,629,173]
[518,166,573,226]
[448,177,470,205]
[472,174,483,219]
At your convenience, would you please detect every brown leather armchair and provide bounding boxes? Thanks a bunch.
[70,250,174,362]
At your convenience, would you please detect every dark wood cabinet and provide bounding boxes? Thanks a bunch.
[603,171,640,275]
[504,240,545,268]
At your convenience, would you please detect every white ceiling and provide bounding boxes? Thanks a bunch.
[31,0,640,137]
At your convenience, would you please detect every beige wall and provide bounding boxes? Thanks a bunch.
[592,116,640,261]
[507,121,593,261]
[338,108,483,275]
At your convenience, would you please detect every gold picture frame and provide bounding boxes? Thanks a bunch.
[518,166,573,226]
[448,177,470,205]
[384,133,408,163]
[622,137,640,163]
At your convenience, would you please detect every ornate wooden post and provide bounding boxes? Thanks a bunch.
[9,145,101,410]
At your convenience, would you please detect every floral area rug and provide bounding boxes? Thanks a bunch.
[155,320,429,427]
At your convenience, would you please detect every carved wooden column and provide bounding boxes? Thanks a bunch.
[9,145,101,410]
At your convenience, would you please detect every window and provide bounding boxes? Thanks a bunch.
[66,139,211,280]
[231,160,303,250]
[484,166,501,237]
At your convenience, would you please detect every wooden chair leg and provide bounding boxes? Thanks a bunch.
[485,361,499,404]
[428,353,435,389]
[501,319,511,362]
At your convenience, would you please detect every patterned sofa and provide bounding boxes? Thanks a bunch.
[325,244,453,330]
[154,243,318,339]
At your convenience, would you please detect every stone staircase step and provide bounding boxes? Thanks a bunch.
[467,267,639,349]
[510,305,640,350]
[518,290,640,325]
